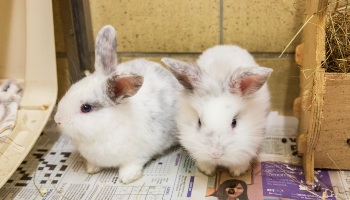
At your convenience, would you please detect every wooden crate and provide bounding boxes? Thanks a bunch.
[294,0,350,185]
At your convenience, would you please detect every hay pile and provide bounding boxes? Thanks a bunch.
[324,3,350,73]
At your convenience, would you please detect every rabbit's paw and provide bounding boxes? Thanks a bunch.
[196,161,216,176]
[228,163,250,177]
[85,161,102,174]
[119,164,143,184]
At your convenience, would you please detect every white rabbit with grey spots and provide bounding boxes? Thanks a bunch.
[54,25,181,184]
[162,45,272,177]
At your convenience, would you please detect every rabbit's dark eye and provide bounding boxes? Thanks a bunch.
[231,118,237,128]
[81,104,92,113]
[198,118,202,127]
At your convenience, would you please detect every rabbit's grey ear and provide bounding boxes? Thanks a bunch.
[161,58,201,91]
[94,25,117,75]
[106,74,144,103]
[229,66,272,96]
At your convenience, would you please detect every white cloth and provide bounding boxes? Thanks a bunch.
[0,80,22,138]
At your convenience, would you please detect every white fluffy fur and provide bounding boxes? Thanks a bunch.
[54,25,180,184]
[162,45,272,176]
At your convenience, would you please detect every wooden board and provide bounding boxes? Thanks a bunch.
[314,73,350,169]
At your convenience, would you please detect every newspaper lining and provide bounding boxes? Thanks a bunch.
[0,112,349,200]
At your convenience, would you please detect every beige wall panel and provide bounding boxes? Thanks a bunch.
[223,0,304,52]
[258,57,300,115]
[89,0,220,53]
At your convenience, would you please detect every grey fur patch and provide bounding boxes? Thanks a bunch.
[94,25,117,75]
[169,69,194,91]
[161,58,201,92]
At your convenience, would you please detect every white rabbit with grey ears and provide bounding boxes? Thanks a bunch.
[54,25,180,184]
[162,45,272,176]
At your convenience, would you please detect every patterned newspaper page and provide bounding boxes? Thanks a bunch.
[0,112,349,199]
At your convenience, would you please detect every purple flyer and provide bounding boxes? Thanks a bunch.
[262,162,335,199]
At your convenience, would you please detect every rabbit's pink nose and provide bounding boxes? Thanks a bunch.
[54,114,61,124]
[209,150,223,159]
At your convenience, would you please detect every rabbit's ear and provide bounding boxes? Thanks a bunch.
[161,58,201,91]
[106,74,144,103]
[94,25,118,75]
[229,66,272,96]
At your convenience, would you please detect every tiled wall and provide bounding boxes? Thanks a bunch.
[53,0,304,115]
[89,0,304,53]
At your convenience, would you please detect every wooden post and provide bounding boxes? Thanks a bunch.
[296,0,328,185]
